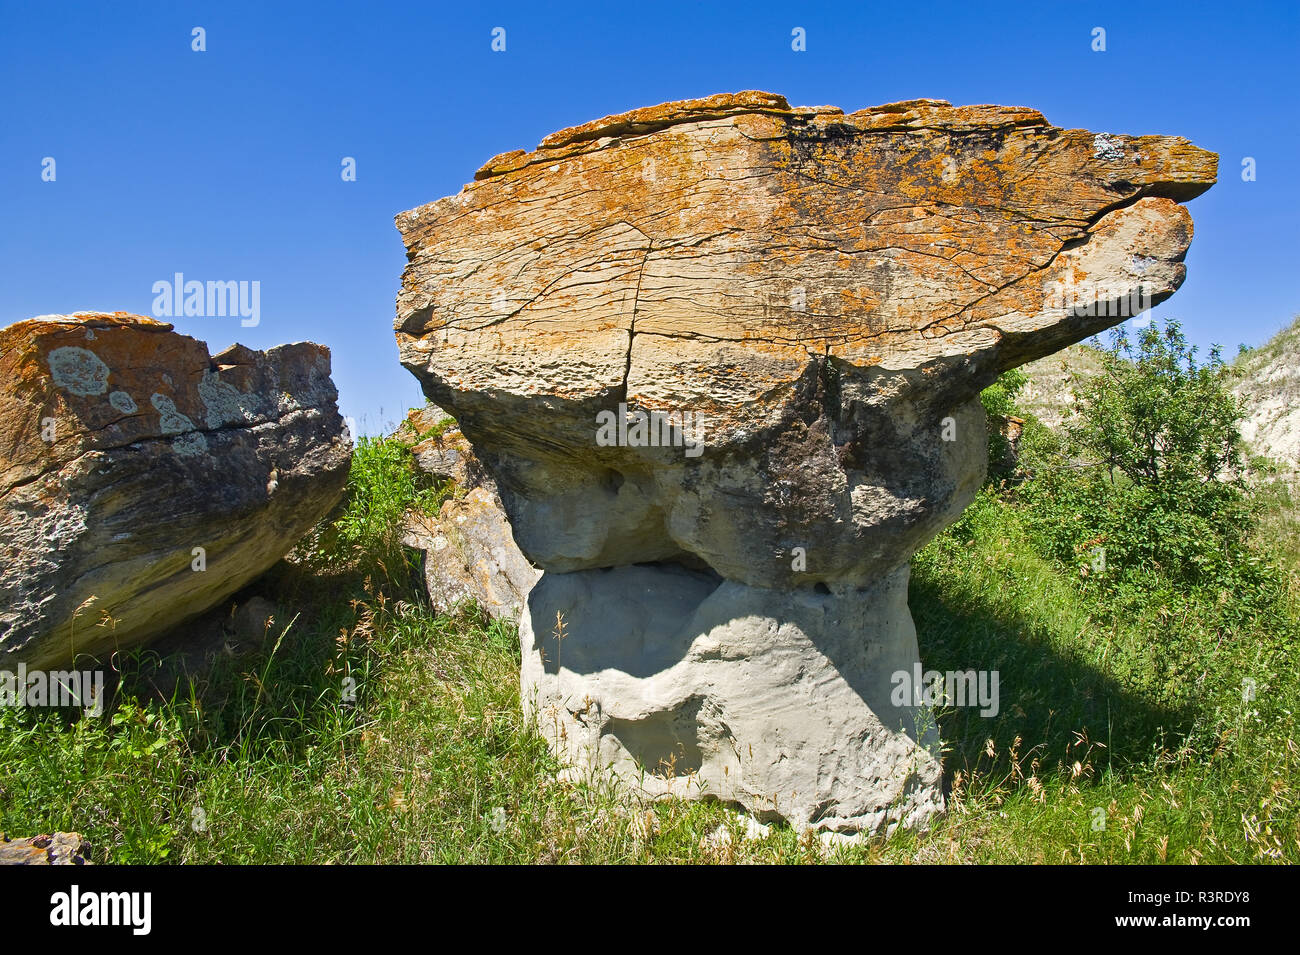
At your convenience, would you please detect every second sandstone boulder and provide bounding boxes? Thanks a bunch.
[0,312,351,669]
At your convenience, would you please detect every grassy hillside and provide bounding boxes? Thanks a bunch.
[1016,343,1106,431]
[1231,315,1300,475]
[3,406,1296,863]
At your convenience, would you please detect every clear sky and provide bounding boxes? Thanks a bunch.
[2,1,1296,434]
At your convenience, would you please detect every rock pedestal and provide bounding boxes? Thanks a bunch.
[521,564,942,831]
[394,93,1216,834]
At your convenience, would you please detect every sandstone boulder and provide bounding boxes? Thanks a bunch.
[0,312,351,669]
[394,93,1216,834]
[396,407,540,621]
[403,486,540,622]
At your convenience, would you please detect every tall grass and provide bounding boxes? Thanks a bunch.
[1,423,1296,864]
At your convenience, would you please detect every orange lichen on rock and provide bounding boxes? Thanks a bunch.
[398,93,1215,438]
[392,90,1214,580]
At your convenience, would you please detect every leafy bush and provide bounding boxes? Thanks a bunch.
[980,366,1027,420]
[1013,320,1280,618]
[1068,320,1246,491]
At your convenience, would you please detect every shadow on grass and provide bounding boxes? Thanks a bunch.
[908,571,1194,789]
[110,556,432,758]
[107,539,1195,804]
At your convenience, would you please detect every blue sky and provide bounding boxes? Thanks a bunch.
[2,1,1296,434]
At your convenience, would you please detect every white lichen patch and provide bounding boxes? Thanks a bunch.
[150,393,197,435]
[198,370,261,429]
[1092,133,1126,162]
[47,346,111,397]
[109,391,137,414]
[172,432,209,457]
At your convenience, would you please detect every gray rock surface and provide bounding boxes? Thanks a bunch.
[403,486,540,622]
[397,407,540,621]
[521,564,942,833]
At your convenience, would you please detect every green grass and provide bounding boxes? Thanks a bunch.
[1,431,1296,864]
[0,568,830,864]
[901,489,1298,863]
[304,433,454,583]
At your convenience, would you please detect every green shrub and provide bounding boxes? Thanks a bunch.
[980,367,1027,420]
[307,435,450,584]
[1014,320,1278,615]
[1068,320,1246,491]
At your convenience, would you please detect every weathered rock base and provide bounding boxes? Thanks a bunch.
[520,563,943,836]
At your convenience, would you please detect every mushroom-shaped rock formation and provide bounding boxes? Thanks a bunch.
[394,93,1216,835]
[0,312,351,669]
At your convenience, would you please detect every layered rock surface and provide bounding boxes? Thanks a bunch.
[394,92,1216,833]
[0,312,351,669]
[396,406,540,621]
